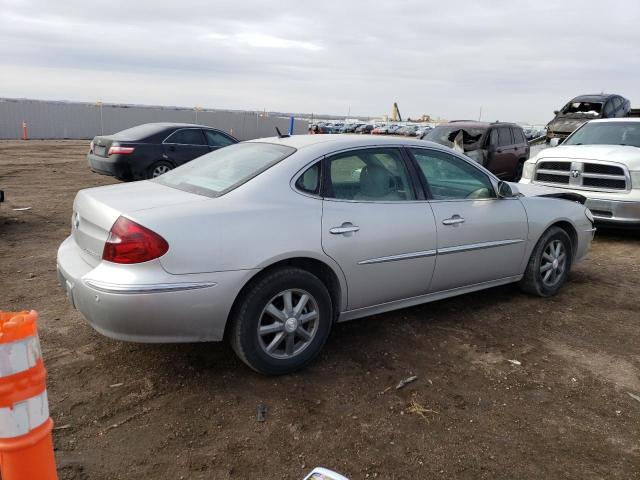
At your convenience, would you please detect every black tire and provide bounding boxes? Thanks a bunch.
[229,268,333,375]
[147,161,174,179]
[513,159,525,181]
[519,226,572,297]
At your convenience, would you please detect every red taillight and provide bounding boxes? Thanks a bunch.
[108,146,135,156]
[102,216,168,264]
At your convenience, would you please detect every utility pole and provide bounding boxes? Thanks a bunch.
[97,101,104,135]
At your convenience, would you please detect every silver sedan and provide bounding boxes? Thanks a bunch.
[57,135,595,374]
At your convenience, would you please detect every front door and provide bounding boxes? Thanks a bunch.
[162,128,210,166]
[320,147,438,310]
[409,147,528,292]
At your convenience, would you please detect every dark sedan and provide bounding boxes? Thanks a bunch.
[87,123,238,181]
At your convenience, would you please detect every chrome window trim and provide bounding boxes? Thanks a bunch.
[85,279,217,294]
[358,249,437,265]
[437,238,524,255]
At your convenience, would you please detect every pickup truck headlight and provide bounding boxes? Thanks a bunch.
[522,161,535,180]
[631,171,640,189]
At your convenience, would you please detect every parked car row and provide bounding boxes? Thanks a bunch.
[310,121,433,138]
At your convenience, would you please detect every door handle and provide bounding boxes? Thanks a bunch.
[330,223,360,235]
[442,215,465,226]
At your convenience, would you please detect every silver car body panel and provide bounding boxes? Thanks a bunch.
[57,135,594,342]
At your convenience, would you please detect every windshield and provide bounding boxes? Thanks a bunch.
[154,142,296,197]
[425,126,486,150]
[564,122,640,147]
[561,101,602,117]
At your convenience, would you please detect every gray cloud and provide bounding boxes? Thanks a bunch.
[1,0,639,123]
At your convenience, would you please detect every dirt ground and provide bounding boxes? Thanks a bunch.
[1,140,639,479]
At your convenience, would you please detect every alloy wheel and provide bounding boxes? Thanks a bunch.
[152,164,171,177]
[257,289,320,360]
[540,239,566,287]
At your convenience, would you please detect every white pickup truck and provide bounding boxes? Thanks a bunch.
[520,118,640,227]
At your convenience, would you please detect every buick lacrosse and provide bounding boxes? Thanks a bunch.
[57,135,595,374]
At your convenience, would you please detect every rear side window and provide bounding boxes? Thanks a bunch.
[295,162,321,195]
[512,128,526,144]
[164,128,207,145]
[498,128,513,147]
[205,130,236,147]
[326,148,415,201]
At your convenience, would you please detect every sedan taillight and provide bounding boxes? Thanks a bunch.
[108,146,135,156]
[102,216,169,264]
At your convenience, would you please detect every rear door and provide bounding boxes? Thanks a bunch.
[487,127,516,178]
[204,129,237,152]
[320,147,438,310]
[408,147,527,292]
[162,128,210,166]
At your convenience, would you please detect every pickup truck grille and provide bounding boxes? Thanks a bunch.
[535,160,629,192]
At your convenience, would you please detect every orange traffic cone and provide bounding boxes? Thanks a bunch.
[0,311,57,480]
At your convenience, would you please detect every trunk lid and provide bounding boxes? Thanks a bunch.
[91,136,116,158]
[71,181,208,266]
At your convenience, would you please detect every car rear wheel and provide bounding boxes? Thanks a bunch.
[148,161,173,179]
[519,226,572,297]
[513,159,525,181]
[229,268,333,375]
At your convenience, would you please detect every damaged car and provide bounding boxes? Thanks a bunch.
[546,94,631,143]
[57,135,594,375]
[424,121,530,180]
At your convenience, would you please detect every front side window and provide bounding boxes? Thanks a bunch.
[164,128,207,145]
[205,130,235,147]
[410,148,495,200]
[326,148,415,201]
[154,142,295,197]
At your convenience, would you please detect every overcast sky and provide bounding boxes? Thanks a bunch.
[1,0,639,124]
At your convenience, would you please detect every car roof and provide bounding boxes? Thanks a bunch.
[247,133,452,152]
[570,94,619,102]
[435,121,520,129]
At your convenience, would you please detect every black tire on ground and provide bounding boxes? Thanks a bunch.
[229,267,333,375]
[513,159,525,181]
[147,161,174,179]
[519,226,572,297]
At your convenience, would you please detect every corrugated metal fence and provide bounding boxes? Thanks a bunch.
[0,98,307,141]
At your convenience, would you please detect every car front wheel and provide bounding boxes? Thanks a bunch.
[229,268,333,375]
[519,226,572,297]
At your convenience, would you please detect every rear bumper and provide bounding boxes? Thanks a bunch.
[585,198,640,227]
[56,235,255,342]
[87,153,136,181]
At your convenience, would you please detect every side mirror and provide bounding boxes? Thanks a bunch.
[549,137,561,147]
[497,181,515,198]
[553,110,559,115]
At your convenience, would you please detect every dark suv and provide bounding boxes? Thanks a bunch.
[423,121,530,180]
[546,94,631,143]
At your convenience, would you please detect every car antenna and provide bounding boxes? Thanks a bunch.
[275,126,290,138]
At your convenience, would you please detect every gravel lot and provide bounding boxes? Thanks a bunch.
[1,140,639,479]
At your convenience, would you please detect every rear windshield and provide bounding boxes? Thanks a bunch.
[111,124,168,141]
[153,142,296,197]
[561,102,602,117]
[424,126,486,150]
[564,122,640,148]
